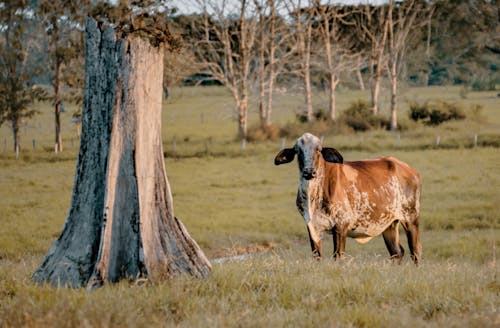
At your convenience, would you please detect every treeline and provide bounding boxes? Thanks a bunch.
[168,0,498,136]
[0,0,498,153]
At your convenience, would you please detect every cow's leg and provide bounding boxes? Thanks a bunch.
[307,226,322,259]
[332,227,346,260]
[402,220,422,265]
[382,221,405,263]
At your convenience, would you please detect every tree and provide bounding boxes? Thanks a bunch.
[32,16,211,288]
[430,0,499,87]
[354,4,389,115]
[386,0,425,130]
[285,0,314,122]
[313,1,357,121]
[39,0,88,153]
[184,0,257,138]
[0,1,43,157]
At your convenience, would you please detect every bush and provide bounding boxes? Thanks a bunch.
[246,124,282,142]
[408,101,466,126]
[340,100,390,131]
[470,77,497,91]
[295,109,329,123]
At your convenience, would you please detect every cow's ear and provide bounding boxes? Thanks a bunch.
[321,147,343,163]
[274,148,296,165]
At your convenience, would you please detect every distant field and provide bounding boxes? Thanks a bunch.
[0,86,498,326]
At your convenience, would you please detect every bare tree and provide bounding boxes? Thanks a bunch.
[355,4,389,115]
[265,0,278,128]
[253,0,281,129]
[423,6,435,86]
[386,0,424,130]
[192,0,257,138]
[284,0,314,122]
[313,1,358,121]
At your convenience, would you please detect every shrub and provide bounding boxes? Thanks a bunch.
[408,101,466,126]
[470,77,497,91]
[340,100,390,131]
[247,124,281,142]
[295,109,329,123]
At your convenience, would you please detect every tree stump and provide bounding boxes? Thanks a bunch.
[32,18,211,288]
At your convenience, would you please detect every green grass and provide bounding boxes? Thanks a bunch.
[0,85,499,326]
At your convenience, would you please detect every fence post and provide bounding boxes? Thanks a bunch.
[396,133,401,147]
[436,135,441,146]
[280,137,286,150]
[32,139,36,150]
[241,138,246,151]
[474,134,478,148]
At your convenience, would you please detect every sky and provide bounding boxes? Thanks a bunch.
[170,0,389,15]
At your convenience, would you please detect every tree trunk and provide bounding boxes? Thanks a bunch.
[52,20,63,154]
[265,0,276,128]
[372,68,382,115]
[11,117,20,154]
[356,57,365,90]
[239,0,249,138]
[329,76,337,121]
[257,7,266,129]
[389,61,398,131]
[54,64,63,153]
[32,18,211,288]
[304,17,313,122]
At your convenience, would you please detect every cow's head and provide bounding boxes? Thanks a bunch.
[274,133,343,180]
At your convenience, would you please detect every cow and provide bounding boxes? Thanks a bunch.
[274,133,422,264]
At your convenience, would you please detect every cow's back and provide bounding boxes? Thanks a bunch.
[322,157,421,239]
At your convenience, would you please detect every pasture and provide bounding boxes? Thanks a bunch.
[0,86,498,327]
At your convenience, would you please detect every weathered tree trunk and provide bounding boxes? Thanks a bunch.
[32,18,211,288]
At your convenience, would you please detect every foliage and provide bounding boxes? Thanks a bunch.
[470,75,498,91]
[90,1,182,48]
[429,0,499,86]
[295,109,329,123]
[0,1,45,150]
[408,101,466,126]
[339,100,390,131]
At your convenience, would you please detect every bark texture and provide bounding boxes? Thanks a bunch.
[32,18,211,288]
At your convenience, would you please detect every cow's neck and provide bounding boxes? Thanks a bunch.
[298,159,326,224]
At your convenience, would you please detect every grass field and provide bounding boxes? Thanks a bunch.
[0,86,498,327]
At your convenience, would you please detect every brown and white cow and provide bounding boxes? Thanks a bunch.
[275,133,422,264]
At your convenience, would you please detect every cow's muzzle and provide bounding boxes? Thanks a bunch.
[302,169,316,180]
